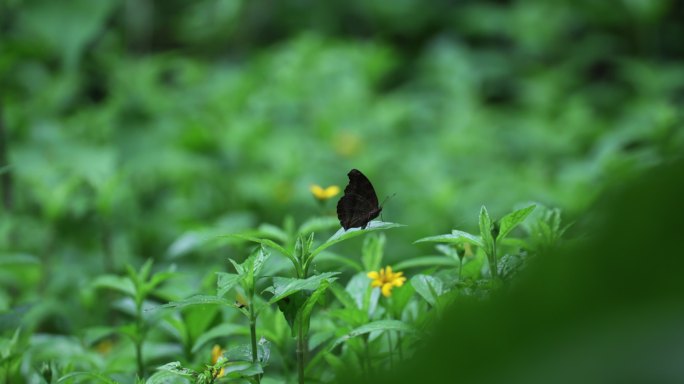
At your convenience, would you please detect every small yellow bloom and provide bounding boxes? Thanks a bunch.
[367,266,406,297]
[211,345,225,378]
[310,184,340,201]
[333,131,362,157]
[94,339,114,355]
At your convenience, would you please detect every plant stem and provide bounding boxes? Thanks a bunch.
[249,303,261,384]
[396,330,403,361]
[249,308,258,363]
[386,331,394,369]
[364,336,372,376]
[0,99,13,212]
[296,320,305,384]
[458,256,463,281]
[489,238,498,279]
[135,300,145,379]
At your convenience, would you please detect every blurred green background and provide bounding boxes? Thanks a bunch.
[1,0,683,342]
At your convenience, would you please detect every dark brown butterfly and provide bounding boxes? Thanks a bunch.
[336,169,382,230]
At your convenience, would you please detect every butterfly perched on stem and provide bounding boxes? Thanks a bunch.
[336,169,382,230]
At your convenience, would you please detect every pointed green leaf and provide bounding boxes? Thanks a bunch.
[58,372,119,383]
[216,272,242,298]
[330,320,417,349]
[296,280,331,335]
[223,234,292,262]
[266,272,339,303]
[411,275,445,306]
[192,323,246,354]
[91,275,136,298]
[498,204,536,240]
[311,221,405,257]
[154,361,196,378]
[156,295,232,310]
[221,362,262,378]
[414,230,483,247]
[361,233,385,272]
[479,206,494,253]
[314,252,363,272]
[393,256,459,270]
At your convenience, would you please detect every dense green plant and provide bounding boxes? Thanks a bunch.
[1,0,682,382]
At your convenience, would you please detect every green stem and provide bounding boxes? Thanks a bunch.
[249,309,258,363]
[396,330,403,361]
[296,320,305,384]
[386,331,394,369]
[249,302,261,384]
[458,256,463,281]
[489,238,498,279]
[364,336,372,376]
[135,300,145,379]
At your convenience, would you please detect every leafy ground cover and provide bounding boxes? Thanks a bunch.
[1,0,683,383]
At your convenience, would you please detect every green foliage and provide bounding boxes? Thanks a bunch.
[1,0,682,382]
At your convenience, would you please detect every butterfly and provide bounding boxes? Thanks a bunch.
[336,169,382,230]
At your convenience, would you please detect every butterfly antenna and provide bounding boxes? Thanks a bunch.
[380,193,396,221]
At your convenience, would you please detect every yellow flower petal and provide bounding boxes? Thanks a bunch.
[211,345,223,364]
[368,266,406,297]
[381,283,393,297]
[323,186,340,198]
[310,184,323,195]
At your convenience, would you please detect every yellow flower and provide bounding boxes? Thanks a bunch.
[367,266,406,297]
[211,345,225,378]
[94,339,114,355]
[310,184,340,201]
[333,131,362,157]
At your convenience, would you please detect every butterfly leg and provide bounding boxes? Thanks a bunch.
[362,213,372,229]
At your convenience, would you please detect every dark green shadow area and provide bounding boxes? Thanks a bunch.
[344,157,684,384]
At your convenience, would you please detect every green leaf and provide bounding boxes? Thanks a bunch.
[139,258,154,282]
[216,272,241,298]
[329,282,359,310]
[221,362,263,378]
[498,204,536,240]
[296,280,331,335]
[479,206,494,254]
[411,274,445,306]
[58,372,119,383]
[327,308,368,328]
[294,233,314,264]
[154,361,196,378]
[311,221,405,257]
[314,252,363,272]
[345,272,378,314]
[256,223,289,243]
[146,270,177,292]
[330,320,417,349]
[224,234,291,261]
[191,323,245,354]
[145,370,189,384]
[297,216,340,236]
[91,275,136,297]
[393,256,459,271]
[157,295,232,310]
[266,272,339,303]
[252,246,269,277]
[361,233,385,272]
[414,230,483,247]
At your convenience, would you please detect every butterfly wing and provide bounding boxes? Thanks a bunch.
[337,169,382,230]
